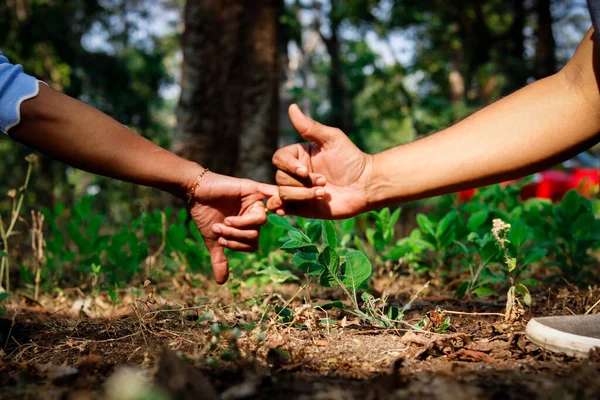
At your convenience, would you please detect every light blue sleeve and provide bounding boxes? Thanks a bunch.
[0,50,41,135]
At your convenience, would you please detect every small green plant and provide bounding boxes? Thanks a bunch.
[491,218,543,320]
[415,210,461,274]
[276,215,372,312]
[363,208,401,260]
[91,263,102,296]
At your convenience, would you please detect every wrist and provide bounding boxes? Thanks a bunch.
[365,153,391,211]
[173,162,208,202]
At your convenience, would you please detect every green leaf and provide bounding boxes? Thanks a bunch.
[300,262,324,276]
[339,218,356,234]
[255,265,300,283]
[319,246,339,274]
[365,228,376,247]
[467,232,480,243]
[288,229,312,243]
[436,211,457,238]
[177,208,188,224]
[267,214,293,231]
[389,208,402,228]
[508,257,517,272]
[508,220,529,251]
[293,252,318,267]
[467,210,489,230]
[322,220,338,249]
[508,258,517,272]
[281,240,316,251]
[0,251,7,257]
[341,250,372,290]
[471,287,496,297]
[317,246,339,287]
[0,292,9,302]
[387,305,401,321]
[523,248,547,266]
[454,281,470,298]
[516,283,532,307]
[416,214,435,237]
[54,202,65,217]
[480,241,499,263]
[561,190,581,219]
[85,215,105,241]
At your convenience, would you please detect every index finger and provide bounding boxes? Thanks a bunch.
[224,202,268,228]
[272,144,310,178]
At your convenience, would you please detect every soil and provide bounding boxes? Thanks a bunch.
[1,277,600,400]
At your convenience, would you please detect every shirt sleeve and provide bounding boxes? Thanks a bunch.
[588,0,600,43]
[0,50,42,135]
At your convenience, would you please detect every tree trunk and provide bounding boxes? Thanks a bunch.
[174,0,281,182]
[535,0,556,79]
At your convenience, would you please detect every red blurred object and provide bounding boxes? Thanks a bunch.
[458,167,599,202]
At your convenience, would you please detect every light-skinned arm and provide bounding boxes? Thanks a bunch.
[10,83,277,284]
[267,29,600,218]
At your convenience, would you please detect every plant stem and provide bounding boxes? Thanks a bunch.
[0,161,34,291]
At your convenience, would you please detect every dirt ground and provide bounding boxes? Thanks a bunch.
[1,277,600,400]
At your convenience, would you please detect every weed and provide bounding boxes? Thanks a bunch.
[0,154,37,291]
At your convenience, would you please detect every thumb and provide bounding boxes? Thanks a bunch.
[288,104,339,147]
[204,239,229,284]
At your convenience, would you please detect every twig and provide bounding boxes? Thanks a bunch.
[585,298,600,315]
[4,310,17,349]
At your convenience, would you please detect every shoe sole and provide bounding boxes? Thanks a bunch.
[526,318,600,358]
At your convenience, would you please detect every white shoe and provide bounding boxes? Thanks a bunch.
[526,314,600,358]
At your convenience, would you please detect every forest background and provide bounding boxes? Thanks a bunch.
[0,0,593,224]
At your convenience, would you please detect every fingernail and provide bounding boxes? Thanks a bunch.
[224,219,232,226]
[297,167,308,176]
[316,177,326,186]
[315,188,326,197]
[218,237,227,246]
[212,225,222,234]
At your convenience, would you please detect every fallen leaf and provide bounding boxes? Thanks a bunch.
[447,349,497,364]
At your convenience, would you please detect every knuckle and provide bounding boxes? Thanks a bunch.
[256,213,267,225]
[275,170,287,182]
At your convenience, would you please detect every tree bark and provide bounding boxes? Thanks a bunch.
[174,0,281,182]
[535,0,556,79]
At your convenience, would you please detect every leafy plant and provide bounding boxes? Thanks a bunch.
[415,210,461,274]
[490,218,541,320]
[364,208,401,255]
[277,216,372,312]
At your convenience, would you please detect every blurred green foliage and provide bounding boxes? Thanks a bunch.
[1,0,180,219]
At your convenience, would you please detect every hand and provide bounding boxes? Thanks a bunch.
[189,171,277,284]
[267,104,374,219]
